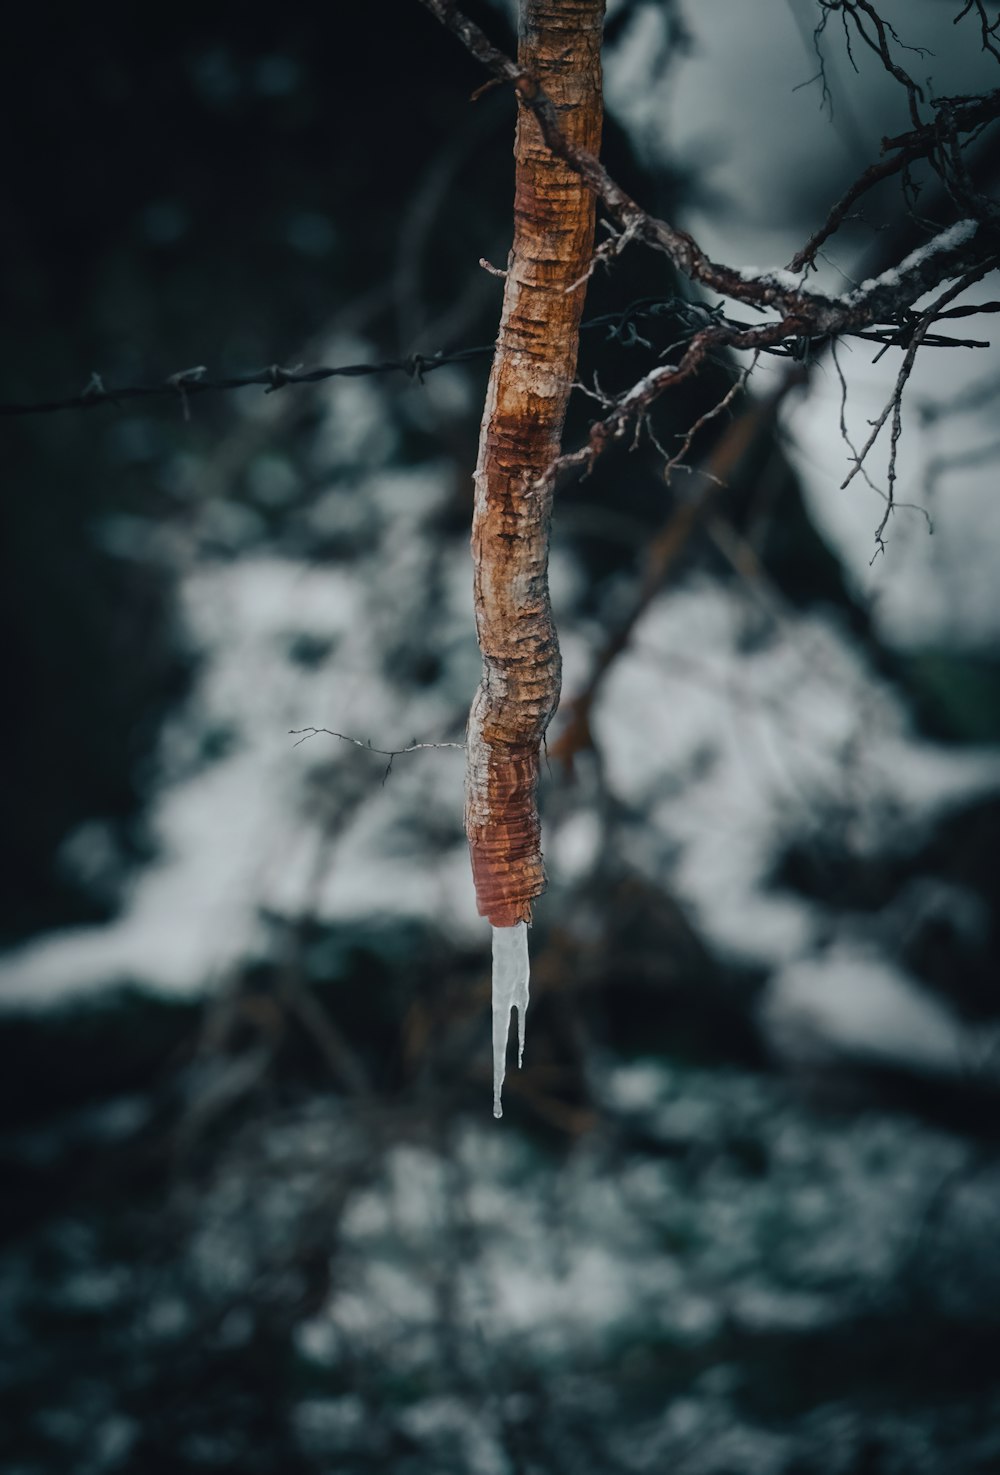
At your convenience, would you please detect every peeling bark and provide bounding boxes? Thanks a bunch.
[465,0,605,927]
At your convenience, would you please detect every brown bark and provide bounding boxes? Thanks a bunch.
[465,0,605,927]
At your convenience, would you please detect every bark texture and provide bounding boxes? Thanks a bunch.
[466,0,604,927]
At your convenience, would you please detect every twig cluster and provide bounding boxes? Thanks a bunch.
[419,0,1000,551]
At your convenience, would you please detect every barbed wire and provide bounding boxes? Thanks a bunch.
[0,300,690,419]
[1,293,993,421]
[0,348,493,420]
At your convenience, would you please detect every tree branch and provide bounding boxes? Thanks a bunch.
[461,0,604,928]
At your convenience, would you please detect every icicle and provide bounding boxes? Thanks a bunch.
[490,921,530,1119]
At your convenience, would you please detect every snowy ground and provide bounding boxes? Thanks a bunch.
[3,1056,998,1473]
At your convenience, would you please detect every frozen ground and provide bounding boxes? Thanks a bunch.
[2,1055,997,1473]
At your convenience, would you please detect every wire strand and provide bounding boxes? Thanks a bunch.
[1,294,993,420]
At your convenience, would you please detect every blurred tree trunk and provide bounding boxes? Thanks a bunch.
[466,0,605,926]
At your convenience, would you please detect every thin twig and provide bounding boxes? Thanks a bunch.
[289,727,463,786]
[839,260,997,554]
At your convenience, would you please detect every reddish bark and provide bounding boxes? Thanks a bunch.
[465,0,605,927]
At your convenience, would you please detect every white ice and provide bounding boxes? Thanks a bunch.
[491,922,530,1119]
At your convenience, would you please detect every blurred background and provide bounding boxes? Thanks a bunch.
[2,1,999,1471]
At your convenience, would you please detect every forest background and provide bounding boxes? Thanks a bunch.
[1,2,999,1471]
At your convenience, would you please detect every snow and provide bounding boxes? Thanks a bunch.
[784,317,1000,648]
[305,1062,979,1372]
[490,922,529,1119]
[6,531,993,1102]
[603,1,1000,649]
[588,579,1000,975]
[0,504,478,1008]
[5,1045,999,1470]
[605,0,998,279]
[730,221,979,304]
[763,948,982,1075]
[576,577,1000,1073]
[732,265,804,292]
[849,219,978,301]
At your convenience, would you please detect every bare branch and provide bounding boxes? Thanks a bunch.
[417,2,995,338]
[657,357,757,488]
[788,90,1000,272]
[461,0,604,929]
[822,0,928,128]
[838,261,996,554]
[954,0,1000,65]
[551,372,800,774]
[289,727,462,786]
